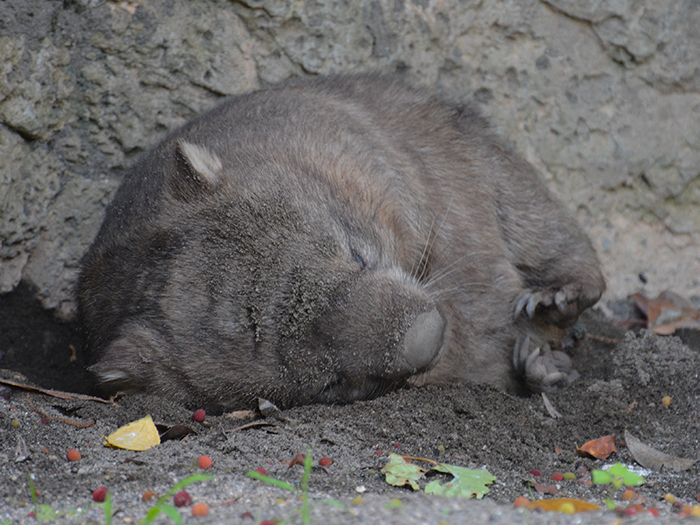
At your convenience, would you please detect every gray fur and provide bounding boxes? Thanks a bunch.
[77,74,605,411]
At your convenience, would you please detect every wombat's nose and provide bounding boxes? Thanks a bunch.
[403,307,444,370]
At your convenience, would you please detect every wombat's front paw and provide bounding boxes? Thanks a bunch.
[513,336,579,393]
[514,283,602,327]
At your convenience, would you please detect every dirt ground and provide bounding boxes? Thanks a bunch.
[1,284,699,524]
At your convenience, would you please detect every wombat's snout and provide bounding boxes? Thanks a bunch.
[403,307,444,370]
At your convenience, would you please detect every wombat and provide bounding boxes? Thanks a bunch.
[77,74,605,412]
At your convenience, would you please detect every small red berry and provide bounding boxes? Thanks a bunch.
[550,472,563,482]
[374,449,383,455]
[66,449,81,462]
[192,409,206,423]
[622,489,635,500]
[529,469,541,477]
[192,502,209,517]
[92,486,107,502]
[319,457,333,467]
[197,455,213,469]
[255,467,268,476]
[174,490,192,507]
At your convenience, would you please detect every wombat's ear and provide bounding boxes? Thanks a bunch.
[169,139,223,200]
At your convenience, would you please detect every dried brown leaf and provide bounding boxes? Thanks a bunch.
[226,410,256,420]
[577,434,616,459]
[15,437,31,462]
[158,424,196,442]
[288,451,306,468]
[631,291,700,335]
[624,430,697,473]
[532,482,559,495]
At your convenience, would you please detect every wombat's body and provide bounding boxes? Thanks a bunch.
[78,75,604,411]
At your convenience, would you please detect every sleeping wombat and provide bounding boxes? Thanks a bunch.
[77,74,605,411]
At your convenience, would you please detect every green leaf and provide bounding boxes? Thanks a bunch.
[603,498,619,510]
[381,454,424,490]
[592,464,645,488]
[608,463,645,486]
[591,470,613,485]
[424,463,496,499]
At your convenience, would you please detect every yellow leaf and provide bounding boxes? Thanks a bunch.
[105,414,160,451]
[530,498,600,513]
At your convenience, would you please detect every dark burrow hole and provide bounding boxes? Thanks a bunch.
[0,280,93,393]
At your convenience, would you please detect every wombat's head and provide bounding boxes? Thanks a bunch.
[83,140,445,411]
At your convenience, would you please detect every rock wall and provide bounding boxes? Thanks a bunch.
[1,0,698,319]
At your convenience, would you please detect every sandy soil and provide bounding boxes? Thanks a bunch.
[1,287,699,524]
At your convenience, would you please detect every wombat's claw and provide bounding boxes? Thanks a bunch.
[515,283,601,327]
[513,337,577,393]
[554,290,567,311]
[514,290,565,319]
[513,335,530,370]
[514,295,534,318]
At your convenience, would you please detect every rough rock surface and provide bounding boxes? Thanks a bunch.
[1,0,699,318]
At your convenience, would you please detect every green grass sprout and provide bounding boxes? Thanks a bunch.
[246,448,350,524]
[246,470,296,491]
[300,448,313,524]
[101,492,112,525]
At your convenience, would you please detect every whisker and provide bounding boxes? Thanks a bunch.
[410,227,429,280]
[429,285,491,302]
[415,195,456,283]
[423,256,469,288]
[312,382,332,405]
[411,213,439,281]
[422,250,493,290]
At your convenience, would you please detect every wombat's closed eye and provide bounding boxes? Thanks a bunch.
[352,250,366,269]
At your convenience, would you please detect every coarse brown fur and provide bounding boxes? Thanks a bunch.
[77,74,605,411]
